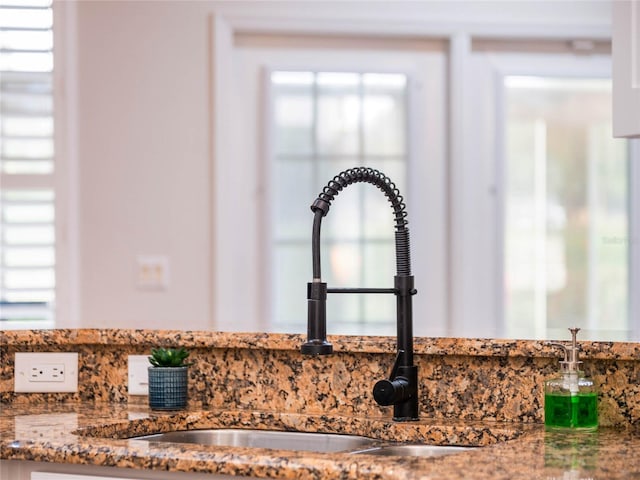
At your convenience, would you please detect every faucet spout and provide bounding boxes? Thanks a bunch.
[301,167,419,421]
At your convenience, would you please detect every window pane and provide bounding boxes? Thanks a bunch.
[325,242,362,287]
[504,76,628,340]
[2,116,54,137]
[363,242,395,288]
[0,72,54,177]
[271,244,309,331]
[2,160,53,174]
[0,7,52,29]
[3,137,53,158]
[363,74,407,156]
[0,51,53,72]
[326,289,361,324]
[273,160,314,239]
[270,70,409,333]
[4,225,54,245]
[322,182,362,241]
[3,247,55,267]
[4,203,54,223]
[0,29,53,51]
[4,290,54,303]
[317,73,360,155]
[4,268,54,289]
[3,190,53,201]
[272,71,314,155]
[1,71,52,95]
[0,92,53,115]
[362,159,406,238]
[0,190,55,323]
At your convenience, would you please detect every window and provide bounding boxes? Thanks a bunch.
[216,36,445,334]
[459,48,638,341]
[270,71,409,334]
[216,15,636,340]
[0,0,55,328]
[503,76,629,340]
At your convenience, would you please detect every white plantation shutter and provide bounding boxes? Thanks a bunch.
[0,0,55,327]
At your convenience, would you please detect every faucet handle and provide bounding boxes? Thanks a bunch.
[373,349,418,419]
[373,351,405,405]
[374,377,412,406]
[388,350,404,379]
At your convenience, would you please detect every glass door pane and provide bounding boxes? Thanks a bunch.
[270,71,408,334]
[504,77,629,340]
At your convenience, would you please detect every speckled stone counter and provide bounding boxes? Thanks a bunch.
[2,329,639,427]
[1,403,640,479]
[1,329,640,478]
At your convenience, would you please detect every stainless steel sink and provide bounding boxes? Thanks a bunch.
[132,429,476,457]
[132,429,379,453]
[353,444,474,457]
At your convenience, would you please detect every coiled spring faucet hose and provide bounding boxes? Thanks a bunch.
[302,167,419,422]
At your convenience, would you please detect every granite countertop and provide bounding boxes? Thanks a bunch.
[2,403,640,479]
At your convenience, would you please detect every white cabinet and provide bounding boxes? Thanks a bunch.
[0,460,255,480]
[32,472,143,480]
[613,0,640,138]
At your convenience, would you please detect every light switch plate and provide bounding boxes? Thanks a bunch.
[14,352,78,393]
[128,355,149,395]
[136,254,170,290]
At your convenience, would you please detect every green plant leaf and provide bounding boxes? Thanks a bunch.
[148,347,192,367]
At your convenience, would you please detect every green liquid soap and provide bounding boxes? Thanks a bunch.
[544,392,598,431]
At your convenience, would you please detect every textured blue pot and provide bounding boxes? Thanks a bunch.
[148,366,188,410]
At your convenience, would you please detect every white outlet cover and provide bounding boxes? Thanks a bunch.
[128,355,149,395]
[14,352,78,393]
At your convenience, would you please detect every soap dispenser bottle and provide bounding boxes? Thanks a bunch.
[544,327,598,431]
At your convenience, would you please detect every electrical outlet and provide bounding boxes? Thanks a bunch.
[29,363,65,382]
[128,355,149,395]
[14,352,78,393]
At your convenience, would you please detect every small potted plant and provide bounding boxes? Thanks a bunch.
[148,347,192,411]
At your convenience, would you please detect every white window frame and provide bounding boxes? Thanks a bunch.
[463,50,640,340]
[215,32,447,335]
[630,139,640,340]
[51,0,80,329]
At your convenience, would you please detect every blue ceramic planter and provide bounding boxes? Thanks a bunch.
[148,366,188,410]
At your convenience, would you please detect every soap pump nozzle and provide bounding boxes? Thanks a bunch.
[547,327,583,373]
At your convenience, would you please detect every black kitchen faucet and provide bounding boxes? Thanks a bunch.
[301,167,419,422]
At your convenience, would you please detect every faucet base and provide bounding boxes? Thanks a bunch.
[392,414,420,422]
[374,364,419,422]
[301,340,333,355]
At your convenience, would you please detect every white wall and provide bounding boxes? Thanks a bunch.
[62,1,613,332]
[71,1,213,329]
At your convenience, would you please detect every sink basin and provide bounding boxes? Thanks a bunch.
[132,429,379,453]
[353,444,474,457]
[132,429,476,458]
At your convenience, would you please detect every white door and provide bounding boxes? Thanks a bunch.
[465,49,638,340]
[213,34,448,336]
